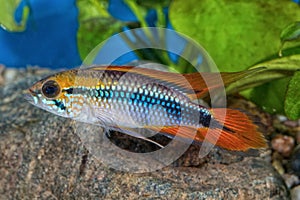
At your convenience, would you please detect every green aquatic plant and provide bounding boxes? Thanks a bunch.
[279,21,300,57]
[169,0,300,119]
[0,0,29,32]
[285,71,300,120]
[76,0,125,58]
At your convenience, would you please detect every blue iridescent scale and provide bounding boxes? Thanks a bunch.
[73,70,212,127]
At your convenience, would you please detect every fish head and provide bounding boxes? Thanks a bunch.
[24,70,83,118]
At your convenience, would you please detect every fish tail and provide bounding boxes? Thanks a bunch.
[151,108,267,151]
[196,108,267,151]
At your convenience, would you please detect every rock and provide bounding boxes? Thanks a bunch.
[291,185,300,200]
[283,174,300,189]
[0,64,4,85]
[284,120,299,128]
[272,160,285,175]
[271,134,295,157]
[0,68,289,199]
[290,145,300,176]
[296,131,300,145]
[278,115,288,122]
[3,68,19,84]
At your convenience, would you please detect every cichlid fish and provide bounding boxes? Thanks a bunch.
[25,66,267,151]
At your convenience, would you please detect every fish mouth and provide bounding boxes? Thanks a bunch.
[23,89,36,102]
[28,87,36,95]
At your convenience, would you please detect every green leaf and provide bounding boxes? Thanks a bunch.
[136,0,171,8]
[280,22,300,43]
[77,0,110,21]
[279,22,300,57]
[169,0,300,71]
[285,71,300,120]
[0,0,29,32]
[226,54,300,94]
[242,77,290,114]
[236,54,300,115]
[226,54,300,115]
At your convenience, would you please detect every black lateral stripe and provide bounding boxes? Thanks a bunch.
[54,100,66,110]
[222,125,235,133]
[63,88,74,94]
[207,118,235,133]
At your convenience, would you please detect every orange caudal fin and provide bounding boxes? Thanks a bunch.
[151,108,267,152]
[196,108,267,151]
[152,109,267,151]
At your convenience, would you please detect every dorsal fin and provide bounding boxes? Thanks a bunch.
[182,70,262,99]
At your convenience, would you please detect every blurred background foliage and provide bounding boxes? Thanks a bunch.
[0,0,299,119]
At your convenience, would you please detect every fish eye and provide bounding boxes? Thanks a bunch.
[42,80,61,99]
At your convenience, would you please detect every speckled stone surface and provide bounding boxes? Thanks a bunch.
[0,68,289,199]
